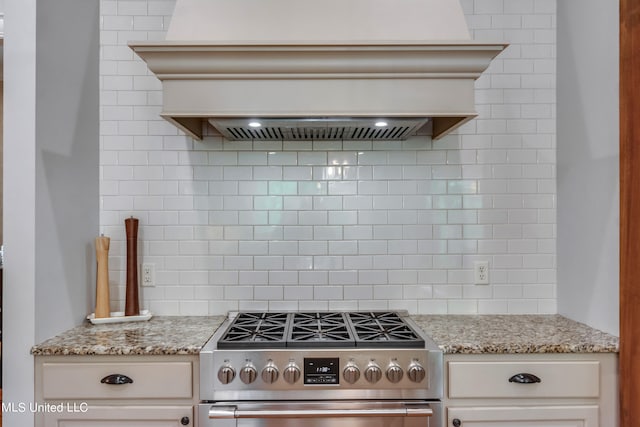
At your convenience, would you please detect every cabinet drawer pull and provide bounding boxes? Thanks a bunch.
[101,374,134,385]
[508,373,541,384]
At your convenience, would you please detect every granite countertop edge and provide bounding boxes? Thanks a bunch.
[30,315,227,356]
[411,314,619,355]
[31,314,619,356]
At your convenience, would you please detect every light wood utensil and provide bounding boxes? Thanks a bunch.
[95,235,111,318]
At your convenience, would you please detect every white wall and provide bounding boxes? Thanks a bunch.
[100,0,557,315]
[34,0,100,342]
[557,1,619,335]
[3,0,99,424]
[4,1,37,424]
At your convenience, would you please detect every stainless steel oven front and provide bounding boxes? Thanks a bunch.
[198,312,444,427]
[198,400,442,427]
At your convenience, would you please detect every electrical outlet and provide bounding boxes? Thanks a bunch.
[141,263,155,287]
[473,261,489,285]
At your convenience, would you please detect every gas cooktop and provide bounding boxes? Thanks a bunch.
[216,311,426,349]
[199,310,443,402]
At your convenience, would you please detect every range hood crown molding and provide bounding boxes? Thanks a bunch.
[129,0,507,142]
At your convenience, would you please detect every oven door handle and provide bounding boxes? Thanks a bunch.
[208,404,433,419]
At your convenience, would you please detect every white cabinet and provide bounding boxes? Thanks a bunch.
[35,355,199,427]
[444,353,618,427]
[42,405,192,427]
[448,405,598,427]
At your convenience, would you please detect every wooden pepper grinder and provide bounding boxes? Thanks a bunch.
[95,234,111,318]
[125,217,140,316]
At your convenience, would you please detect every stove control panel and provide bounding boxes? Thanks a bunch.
[304,357,340,384]
[213,350,433,394]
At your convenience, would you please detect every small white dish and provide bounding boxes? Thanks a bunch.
[87,310,153,325]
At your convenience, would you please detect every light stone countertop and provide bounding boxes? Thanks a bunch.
[31,315,226,356]
[30,314,619,356]
[412,314,619,354]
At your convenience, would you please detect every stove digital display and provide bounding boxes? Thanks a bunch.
[303,358,339,385]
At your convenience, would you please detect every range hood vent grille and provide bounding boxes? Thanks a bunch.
[209,118,429,141]
[130,0,508,143]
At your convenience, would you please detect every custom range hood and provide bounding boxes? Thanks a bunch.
[130,0,507,141]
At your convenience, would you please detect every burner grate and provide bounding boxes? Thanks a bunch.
[288,312,354,348]
[347,312,425,348]
[217,312,290,349]
[216,311,425,349]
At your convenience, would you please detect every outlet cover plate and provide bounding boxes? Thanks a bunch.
[474,261,489,285]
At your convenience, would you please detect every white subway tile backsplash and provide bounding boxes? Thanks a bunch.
[327,181,358,195]
[254,286,284,300]
[224,284,252,298]
[283,167,313,181]
[133,196,163,210]
[268,151,298,165]
[433,195,463,210]
[297,181,326,195]
[238,182,268,196]
[329,270,359,285]
[238,241,268,256]
[238,152,267,166]
[328,211,358,225]
[192,255,223,269]
[254,256,283,270]
[507,299,539,314]
[504,0,534,14]
[357,151,388,165]
[101,0,557,315]
[180,151,209,165]
[313,226,343,241]
[433,255,463,269]
[492,14,522,29]
[357,181,388,195]
[268,241,299,255]
[462,195,492,209]
[254,196,283,211]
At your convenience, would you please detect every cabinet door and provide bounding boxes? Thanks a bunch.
[447,405,598,427]
[42,405,193,427]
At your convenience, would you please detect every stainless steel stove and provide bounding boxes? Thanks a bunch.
[199,311,443,427]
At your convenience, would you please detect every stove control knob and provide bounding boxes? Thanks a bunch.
[364,363,382,383]
[407,362,426,383]
[240,364,258,384]
[343,362,360,384]
[386,362,404,383]
[283,363,301,384]
[217,365,236,384]
[261,363,279,384]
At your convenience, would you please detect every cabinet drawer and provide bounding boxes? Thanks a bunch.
[42,405,193,427]
[447,405,599,426]
[448,361,600,399]
[42,362,193,400]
